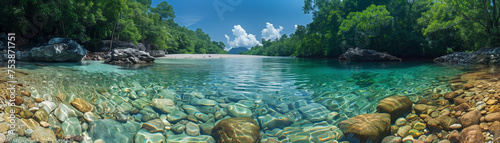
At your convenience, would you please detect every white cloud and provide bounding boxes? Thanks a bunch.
[261,22,284,41]
[225,25,262,51]
[295,25,298,29]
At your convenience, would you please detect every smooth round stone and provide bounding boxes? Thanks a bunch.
[200,122,215,135]
[298,103,329,122]
[211,117,260,143]
[40,121,50,128]
[194,112,210,122]
[397,126,411,137]
[130,98,150,110]
[395,118,407,126]
[19,110,33,119]
[197,106,217,114]
[166,134,216,143]
[339,113,391,143]
[171,124,186,134]
[186,122,200,136]
[0,133,5,143]
[192,99,218,106]
[34,110,49,122]
[134,129,165,143]
[117,102,134,114]
[89,119,140,143]
[32,126,57,142]
[152,98,177,114]
[227,105,252,117]
[25,128,33,137]
[382,135,401,143]
[83,112,100,122]
[116,113,128,123]
[54,103,83,122]
[142,119,165,133]
[82,123,88,131]
[167,110,187,123]
[449,124,462,130]
[0,122,10,132]
[258,113,294,130]
[71,98,94,113]
[62,117,82,136]
[48,115,62,129]
[139,107,158,122]
[39,101,57,113]
[21,118,40,129]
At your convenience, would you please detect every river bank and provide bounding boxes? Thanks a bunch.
[159,54,270,59]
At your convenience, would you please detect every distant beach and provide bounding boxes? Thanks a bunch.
[159,54,270,59]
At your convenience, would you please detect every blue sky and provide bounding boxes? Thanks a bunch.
[151,0,312,51]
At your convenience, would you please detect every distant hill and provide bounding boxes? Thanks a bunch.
[228,47,249,54]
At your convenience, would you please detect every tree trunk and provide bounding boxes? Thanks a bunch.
[109,3,123,53]
[483,0,491,33]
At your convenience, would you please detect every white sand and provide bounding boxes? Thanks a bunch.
[159,54,270,59]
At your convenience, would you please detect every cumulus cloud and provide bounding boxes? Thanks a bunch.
[225,25,262,50]
[261,22,284,41]
[295,25,298,29]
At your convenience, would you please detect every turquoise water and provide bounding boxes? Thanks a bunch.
[13,57,469,142]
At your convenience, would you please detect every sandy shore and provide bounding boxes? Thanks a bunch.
[159,54,270,59]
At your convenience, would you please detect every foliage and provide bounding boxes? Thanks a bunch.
[245,0,500,58]
[0,0,227,54]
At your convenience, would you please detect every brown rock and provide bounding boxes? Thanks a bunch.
[211,117,260,143]
[381,135,402,143]
[487,99,499,105]
[490,121,500,143]
[453,103,470,112]
[70,98,94,113]
[377,95,412,121]
[338,113,391,143]
[414,104,428,114]
[444,92,459,100]
[454,98,467,106]
[15,96,24,105]
[448,130,460,142]
[490,105,500,112]
[463,84,474,90]
[485,112,500,122]
[437,116,457,131]
[21,91,31,97]
[459,110,481,127]
[459,125,484,143]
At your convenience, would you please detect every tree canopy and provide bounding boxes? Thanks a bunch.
[244,0,500,58]
[0,0,227,54]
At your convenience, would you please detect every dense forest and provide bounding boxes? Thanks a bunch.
[0,0,227,54]
[243,0,500,58]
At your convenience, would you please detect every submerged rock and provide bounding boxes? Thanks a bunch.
[88,119,141,143]
[377,95,412,121]
[166,134,216,143]
[31,126,57,142]
[338,47,402,62]
[135,129,165,143]
[459,125,484,143]
[211,117,260,143]
[298,103,330,122]
[70,98,94,113]
[61,117,82,136]
[338,113,391,143]
[459,110,481,127]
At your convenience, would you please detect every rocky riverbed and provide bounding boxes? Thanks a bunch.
[0,60,489,143]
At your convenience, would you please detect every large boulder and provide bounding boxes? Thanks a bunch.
[211,117,260,143]
[377,95,412,121]
[434,47,500,64]
[149,50,166,57]
[459,125,484,143]
[338,113,391,143]
[28,38,87,62]
[104,48,155,65]
[339,47,402,62]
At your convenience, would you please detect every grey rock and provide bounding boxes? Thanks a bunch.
[104,48,155,65]
[339,47,402,62]
[29,38,87,62]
